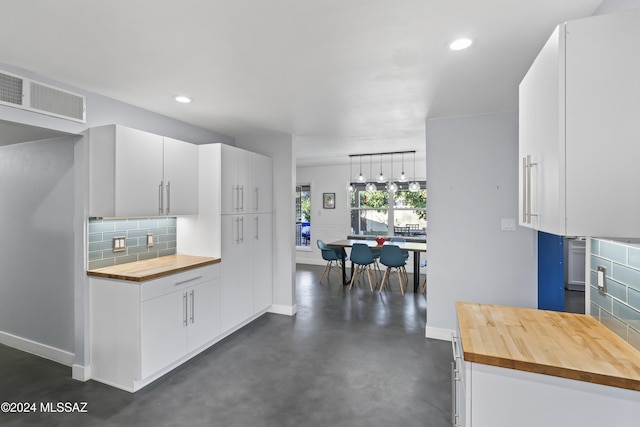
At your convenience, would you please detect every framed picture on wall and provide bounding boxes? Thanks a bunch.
[323,193,335,209]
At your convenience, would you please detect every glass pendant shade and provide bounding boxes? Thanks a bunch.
[408,181,420,192]
[388,181,398,193]
[398,171,407,182]
[377,172,386,183]
[365,182,376,192]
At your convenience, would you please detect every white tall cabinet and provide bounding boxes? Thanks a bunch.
[198,144,274,334]
[519,9,640,237]
[89,124,199,217]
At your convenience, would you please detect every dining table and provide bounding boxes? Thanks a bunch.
[327,239,427,293]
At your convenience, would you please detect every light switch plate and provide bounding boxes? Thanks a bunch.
[597,266,607,294]
[501,218,516,231]
[147,233,154,248]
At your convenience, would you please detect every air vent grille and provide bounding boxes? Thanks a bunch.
[0,72,24,106]
[30,81,85,122]
[0,69,85,123]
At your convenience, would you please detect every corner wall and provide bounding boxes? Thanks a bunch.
[425,111,537,339]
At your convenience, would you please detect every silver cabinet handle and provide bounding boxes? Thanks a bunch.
[235,217,240,244]
[522,157,527,224]
[239,185,244,212]
[166,181,171,214]
[255,187,259,212]
[240,216,244,243]
[255,216,259,240]
[451,361,457,426]
[190,290,195,324]
[451,333,461,360]
[159,181,164,215]
[174,276,202,287]
[183,292,188,326]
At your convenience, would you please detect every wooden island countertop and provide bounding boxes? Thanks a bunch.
[87,254,221,282]
[456,301,640,391]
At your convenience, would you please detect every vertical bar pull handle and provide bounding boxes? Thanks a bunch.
[166,181,171,214]
[239,185,245,212]
[522,157,527,224]
[255,187,259,212]
[240,216,244,243]
[159,181,164,215]
[183,292,188,326]
[235,217,240,244]
[526,155,532,224]
[190,290,195,324]
[255,216,259,240]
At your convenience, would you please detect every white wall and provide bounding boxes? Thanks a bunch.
[425,111,537,340]
[236,132,297,315]
[296,164,352,266]
[0,137,77,364]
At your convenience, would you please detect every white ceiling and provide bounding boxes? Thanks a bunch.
[1,0,605,165]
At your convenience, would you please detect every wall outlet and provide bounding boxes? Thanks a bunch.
[147,233,154,248]
[597,266,607,294]
[113,236,126,252]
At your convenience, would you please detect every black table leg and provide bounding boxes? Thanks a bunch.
[413,251,420,293]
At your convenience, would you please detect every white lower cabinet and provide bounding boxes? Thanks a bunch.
[452,330,640,427]
[220,213,272,333]
[90,264,221,392]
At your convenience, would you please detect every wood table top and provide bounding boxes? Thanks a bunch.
[87,254,221,282]
[456,301,640,391]
[327,239,426,252]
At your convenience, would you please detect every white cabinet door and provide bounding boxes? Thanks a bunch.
[252,154,273,213]
[114,126,164,217]
[518,25,564,234]
[187,278,221,352]
[253,214,272,313]
[237,149,254,214]
[220,215,240,331]
[163,136,199,215]
[140,290,188,379]
[519,10,640,237]
[220,145,255,214]
[236,215,254,323]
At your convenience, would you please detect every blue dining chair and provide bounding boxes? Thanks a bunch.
[365,236,382,278]
[349,243,377,292]
[317,240,346,285]
[390,237,410,260]
[379,245,408,295]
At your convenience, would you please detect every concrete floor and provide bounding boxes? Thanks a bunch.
[0,264,452,427]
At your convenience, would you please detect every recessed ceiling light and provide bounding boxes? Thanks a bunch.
[449,38,473,51]
[173,95,193,103]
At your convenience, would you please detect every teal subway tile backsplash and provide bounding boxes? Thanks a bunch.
[591,239,640,350]
[87,217,177,270]
[598,240,627,264]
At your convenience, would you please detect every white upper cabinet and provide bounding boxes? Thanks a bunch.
[519,9,640,237]
[220,145,273,214]
[89,125,198,217]
[163,136,199,215]
[252,154,273,213]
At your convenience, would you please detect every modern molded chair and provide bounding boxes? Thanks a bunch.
[379,245,408,295]
[365,236,382,278]
[390,237,410,260]
[317,240,346,284]
[420,259,427,294]
[349,243,377,292]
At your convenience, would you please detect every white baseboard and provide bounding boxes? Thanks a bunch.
[268,304,298,316]
[72,364,91,382]
[425,326,454,341]
[0,330,74,366]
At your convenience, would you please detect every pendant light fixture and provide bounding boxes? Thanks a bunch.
[388,153,398,193]
[398,152,408,182]
[356,155,366,183]
[365,155,377,192]
[377,153,386,183]
[408,151,420,192]
[346,156,355,192]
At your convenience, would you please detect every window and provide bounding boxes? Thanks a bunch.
[295,185,311,247]
[350,182,426,236]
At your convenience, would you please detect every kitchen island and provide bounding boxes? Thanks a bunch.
[453,302,640,427]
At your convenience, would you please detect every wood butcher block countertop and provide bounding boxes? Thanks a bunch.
[87,254,221,282]
[456,301,640,391]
